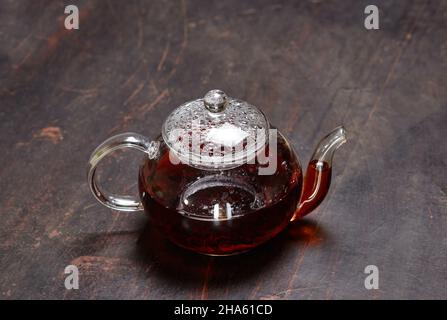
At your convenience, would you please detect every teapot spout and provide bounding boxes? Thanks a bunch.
[292,126,347,220]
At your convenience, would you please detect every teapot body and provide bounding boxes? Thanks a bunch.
[138,130,302,255]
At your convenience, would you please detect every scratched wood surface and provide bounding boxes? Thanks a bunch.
[0,0,446,299]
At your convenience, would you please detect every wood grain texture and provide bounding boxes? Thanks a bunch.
[0,0,446,299]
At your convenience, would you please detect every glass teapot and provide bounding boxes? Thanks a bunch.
[88,90,346,255]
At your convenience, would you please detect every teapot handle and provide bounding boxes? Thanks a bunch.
[87,133,158,212]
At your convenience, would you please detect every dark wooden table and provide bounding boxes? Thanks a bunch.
[1,0,446,299]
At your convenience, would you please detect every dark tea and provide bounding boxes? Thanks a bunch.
[294,159,331,219]
[139,134,303,255]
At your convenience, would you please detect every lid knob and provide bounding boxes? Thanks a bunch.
[204,89,227,113]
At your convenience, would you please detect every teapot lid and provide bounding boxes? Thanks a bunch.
[162,89,269,170]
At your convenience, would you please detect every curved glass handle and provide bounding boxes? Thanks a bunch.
[87,133,159,212]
